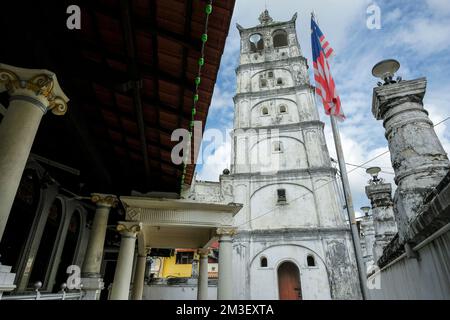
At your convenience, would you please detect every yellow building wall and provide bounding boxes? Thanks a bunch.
[160,252,198,278]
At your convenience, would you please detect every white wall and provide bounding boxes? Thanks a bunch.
[248,244,331,300]
[368,230,450,299]
[143,284,217,300]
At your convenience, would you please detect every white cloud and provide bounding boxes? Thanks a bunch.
[388,18,450,56]
[426,0,450,15]
[196,141,231,181]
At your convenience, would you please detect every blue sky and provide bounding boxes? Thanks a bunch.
[195,0,450,217]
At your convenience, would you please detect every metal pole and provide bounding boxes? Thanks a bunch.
[330,115,368,300]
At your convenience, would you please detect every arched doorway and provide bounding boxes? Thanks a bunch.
[0,169,40,272]
[277,261,302,300]
[28,198,63,289]
[52,211,81,292]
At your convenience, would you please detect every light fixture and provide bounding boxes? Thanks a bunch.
[372,59,400,85]
[360,206,371,217]
[366,166,381,182]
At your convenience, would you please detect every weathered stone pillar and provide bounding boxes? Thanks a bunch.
[109,222,141,300]
[360,216,375,266]
[365,181,398,263]
[197,248,209,300]
[81,194,118,300]
[131,253,147,300]
[217,227,236,300]
[372,78,450,241]
[0,64,68,241]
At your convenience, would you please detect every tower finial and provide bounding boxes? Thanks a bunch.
[258,9,273,25]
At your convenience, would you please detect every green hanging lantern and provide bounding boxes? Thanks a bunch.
[201,33,208,43]
[194,94,199,102]
[192,108,196,116]
[205,4,212,15]
[195,76,201,86]
[198,57,204,66]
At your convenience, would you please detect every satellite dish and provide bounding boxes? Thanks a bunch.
[249,33,262,44]
[372,59,400,85]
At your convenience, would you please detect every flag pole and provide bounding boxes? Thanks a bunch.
[330,114,369,299]
[311,11,368,299]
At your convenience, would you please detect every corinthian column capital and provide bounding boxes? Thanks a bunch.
[0,63,69,115]
[216,227,237,237]
[91,193,119,208]
[116,222,142,237]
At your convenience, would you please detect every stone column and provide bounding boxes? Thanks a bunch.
[197,248,209,300]
[81,194,118,300]
[372,78,450,242]
[360,216,375,266]
[217,227,236,300]
[109,222,141,300]
[365,181,398,263]
[131,253,147,300]
[0,64,68,241]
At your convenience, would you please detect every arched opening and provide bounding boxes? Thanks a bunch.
[307,255,316,267]
[52,211,81,292]
[260,256,268,267]
[249,33,264,52]
[279,105,287,113]
[0,169,40,272]
[261,107,269,115]
[277,261,302,300]
[273,30,288,48]
[276,78,283,85]
[28,198,63,289]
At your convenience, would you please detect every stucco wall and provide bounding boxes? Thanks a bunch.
[368,229,450,299]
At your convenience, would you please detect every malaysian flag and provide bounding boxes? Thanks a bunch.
[311,16,345,120]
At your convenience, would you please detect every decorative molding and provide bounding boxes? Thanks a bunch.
[126,207,142,220]
[0,64,69,115]
[136,208,234,227]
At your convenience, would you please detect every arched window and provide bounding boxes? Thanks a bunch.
[277,78,283,85]
[0,169,40,271]
[279,105,287,113]
[249,33,264,52]
[273,30,288,48]
[262,107,269,115]
[260,256,268,267]
[307,255,316,267]
[28,198,63,288]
